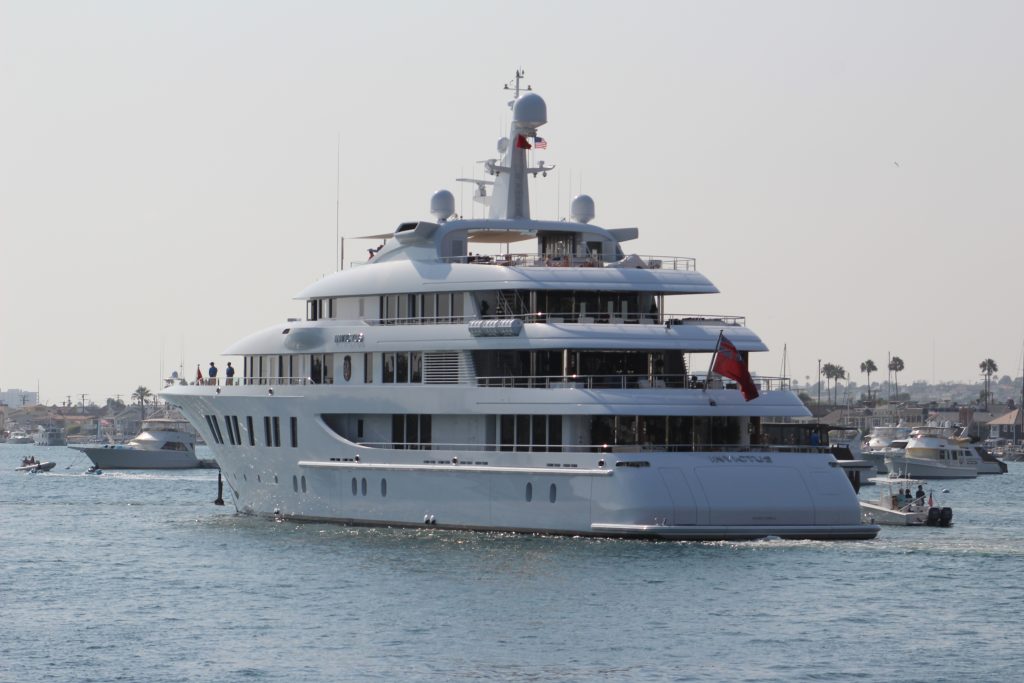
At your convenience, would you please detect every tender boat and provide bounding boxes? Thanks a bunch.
[16,456,56,473]
[161,73,878,541]
[71,419,208,469]
[860,478,952,527]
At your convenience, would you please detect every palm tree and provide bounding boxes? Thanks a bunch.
[132,386,152,422]
[834,366,846,404]
[888,357,905,401]
[821,363,839,405]
[860,359,877,402]
[979,358,998,410]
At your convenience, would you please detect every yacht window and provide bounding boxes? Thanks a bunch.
[301,475,307,493]
[549,483,557,503]
[290,417,298,448]
[361,478,367,496]
[526,482,533,502]
[351,477,358,495]
[246,416,255,446]
[438,293,451,322]
[364,353,373,383]
[231,416,241,445]
[383,353,395,383]
[411,352,422,383]
[293,475,298,493]
[423,294,436,322]
[343,355,352,382]
[397,352,409,382]
[381,479,387,497]
[357,419,364,439]
[264,416,272,446]
[272,417,281,447]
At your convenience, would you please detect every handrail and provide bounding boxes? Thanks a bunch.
[370,312,746,327]
[206,373,791,391]
[436,253,697,271]
[347,441,822,454]
[476,374,792,391]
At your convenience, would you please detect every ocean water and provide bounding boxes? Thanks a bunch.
[3,444,1024,683]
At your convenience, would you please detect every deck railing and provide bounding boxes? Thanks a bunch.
[348,441,826,454]
[475,374,791,392]
[436,253,697,271]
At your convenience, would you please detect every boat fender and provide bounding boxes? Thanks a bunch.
[939,507,953,528]
[926,507,941,527]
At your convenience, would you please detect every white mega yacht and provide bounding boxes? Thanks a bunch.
[162,75,877,541]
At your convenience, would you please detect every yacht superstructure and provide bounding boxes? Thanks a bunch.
[162,75,877,540]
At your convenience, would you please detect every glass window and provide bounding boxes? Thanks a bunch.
[301,476,307,493]
[361,478,367,496]
[549,483,557,503]
[500,415,514,451]
[397,352,409,383]
[526,482,533,502]
[411,352,422,383]
[364,353,374,383]
[293,475,298,492]
[322,354,334,384]
[381,479,387,497]
[383,353,395,383]
[438,293,451,322]
[452,293,464,320]
[423,293,436,322]
[351,478,358,495]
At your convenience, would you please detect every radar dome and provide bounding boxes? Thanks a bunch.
[571,194,595,224]
[430,190,455,222]
[512,92,547,128]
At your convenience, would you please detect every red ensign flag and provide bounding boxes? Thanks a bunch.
[712,335,759,401]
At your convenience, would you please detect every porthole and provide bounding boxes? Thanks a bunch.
[301,476,307,493]
[292,475,298,493]
[526,482,533,502]
[381,478,387,497]
[361,478,367,496]
[549,483,557,503]
[351,478,358,495]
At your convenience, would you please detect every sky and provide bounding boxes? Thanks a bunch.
[2,0,1023,405]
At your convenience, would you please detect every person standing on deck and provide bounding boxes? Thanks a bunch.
[208,362,218,385]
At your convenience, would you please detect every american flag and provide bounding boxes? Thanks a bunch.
[534,136,548,149]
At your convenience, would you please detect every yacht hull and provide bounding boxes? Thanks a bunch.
[884,455,976,479]
[166,390,878,541]
[72,446,201,470]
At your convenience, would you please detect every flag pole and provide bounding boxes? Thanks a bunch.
[705,330,724,391]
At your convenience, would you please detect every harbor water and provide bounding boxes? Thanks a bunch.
[4,444,1024,683]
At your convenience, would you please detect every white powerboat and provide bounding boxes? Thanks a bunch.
[862,425,912,474]
[161,73,877,541]
[34,424,67,446]
[885,426,978,479]
[860,478,952,526]
[7,430,34,444]
[71,419,205,469]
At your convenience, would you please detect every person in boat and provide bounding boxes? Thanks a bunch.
[225,362,235,386]
[915,485,926,504]
[209,362,218,385]
[809,431,821,447]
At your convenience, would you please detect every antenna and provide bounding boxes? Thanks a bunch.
[335,133,341,271]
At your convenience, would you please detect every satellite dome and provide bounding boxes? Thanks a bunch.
[571,194,595,224]
[430,189,455,222]
[512,92,547,128]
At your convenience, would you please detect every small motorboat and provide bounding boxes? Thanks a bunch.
[16,456,56,473]
[860,478,953,527]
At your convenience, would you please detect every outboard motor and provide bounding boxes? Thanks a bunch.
[940,507,953,528]
[926,507,942,527]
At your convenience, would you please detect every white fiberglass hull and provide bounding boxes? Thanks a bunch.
[884,455,976,479]
[72,445,201,470]
[164,389,878,541]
